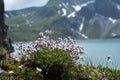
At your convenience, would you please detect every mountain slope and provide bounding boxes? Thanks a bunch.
[5,0,120,41]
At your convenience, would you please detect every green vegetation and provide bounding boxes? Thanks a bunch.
[5,0,82,41]
[6,14,81,41]
[28,49,76,80]
[81,20,101,39]
[6,8,67,41]
[0,48,120,80]
[46,0,59,8]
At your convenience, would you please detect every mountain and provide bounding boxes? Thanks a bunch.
[5,0,120,41]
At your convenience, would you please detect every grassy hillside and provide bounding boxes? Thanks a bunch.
[5,6,60,41]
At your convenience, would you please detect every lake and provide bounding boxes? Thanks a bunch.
[12,39,120,69]
[76,39,120,70]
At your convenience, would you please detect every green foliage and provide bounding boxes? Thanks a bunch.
[0,58,44,80]
[0,58,19,71]
[82,20,101,39]
[89,20,101,38]
[0,49,120,79]
[5,5,82,41]
[28,49,77,80]
[46,0,59,8]
[6,10,62,41]
[99,67,120,80]
[0,48,7,60]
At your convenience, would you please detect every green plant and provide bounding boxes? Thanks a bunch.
[0,48,7,60]
[26,49,77,80]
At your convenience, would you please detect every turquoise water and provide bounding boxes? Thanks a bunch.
[12,39,120,69]
[76,39,120,69]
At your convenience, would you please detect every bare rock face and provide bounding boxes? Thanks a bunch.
[0,0,13,52]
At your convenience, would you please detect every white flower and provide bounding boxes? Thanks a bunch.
[38,32,44,37]
[15,58,20,62]
[36,67,42,73]
[8,71,14,74]
[25,54,31,61]
[18,65,23,69]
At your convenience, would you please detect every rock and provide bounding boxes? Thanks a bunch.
[0,68,6,74]
[91,69,102,79]
[0,0,13,53]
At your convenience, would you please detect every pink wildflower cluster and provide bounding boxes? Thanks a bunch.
[36,32,84,55]
[16,42,35,54]
[16,31,84,60]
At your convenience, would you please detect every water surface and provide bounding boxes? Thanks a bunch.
[76,39,120,69]
[12,39,120,69]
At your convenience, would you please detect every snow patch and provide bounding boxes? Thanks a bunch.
[72,0,95,12]
[80,33,88,39]
[68,0,95,18]
[5,14,9,18]
[72,5,82,11]
[117,6,120,10]
[61,8,67,16]
[87,0,95,4]
[67,12,76,18]
[79,23,84,32]
[108,17,117,24]
[112,32,117,37]
[79,18,85,32]
[81,3,87,7]
[116,3,120,10]
[76,31,88,39]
